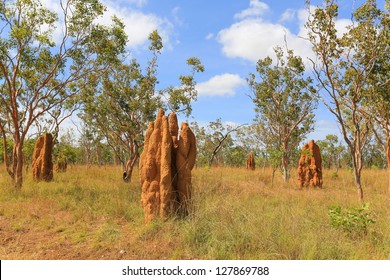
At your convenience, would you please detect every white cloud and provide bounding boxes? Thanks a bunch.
[280,9,296,22]
[308,119,342,141]
[205,33,215,40]
[196,73,246,97]
[218,1,354,65]
[124,0,148,7]
[335,19,352,38]
[234,0,270,20]
[218,1,315,64]
[102,1,174,49]
[217,18,314,63]
[40,0,173,50]
[171,6,184,27]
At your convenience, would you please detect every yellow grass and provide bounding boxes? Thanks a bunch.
[0,165,390,259]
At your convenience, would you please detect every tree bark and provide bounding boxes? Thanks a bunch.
[354,170,364,202]
[14,143,24,190]
[282,153,290,182]
[351,146,364,202]
[1,130,14,178]
[123,152,139,182]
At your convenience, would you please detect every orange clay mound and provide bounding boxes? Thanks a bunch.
[32,133,54,181]
[55,158,67,173]
[246,152,255,170]
[298,140,322,188]
[176,122,196,217]
[140,109,196,223]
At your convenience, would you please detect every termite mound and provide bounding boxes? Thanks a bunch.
[139,109,196,223]
[32,133,54,181]
[298,140,323,188]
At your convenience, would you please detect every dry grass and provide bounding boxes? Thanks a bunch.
[0,165,390,259]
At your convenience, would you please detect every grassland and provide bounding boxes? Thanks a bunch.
[0,165,390,260]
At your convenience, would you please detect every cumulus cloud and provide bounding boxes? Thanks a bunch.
[218,1,314,64]
[280,9,296,23]
[196,73,246,97]
[217,1,351,65]
[102,1,174,49]
[217,18,313,63]
[234,0,270,19]
[40,0,173,50]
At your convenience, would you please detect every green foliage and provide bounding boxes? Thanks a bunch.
[22,138,37,165]
[0,0,128,187]
[328,204,376,238]
[225,146,247,167]
[0,137,13,163]
[80,29,203,177]
[248,47,317,180]
[317,134,345,170]
[306,0,390,199]
[191,119,243,167]
[53,129,82,164]
[165,56,204,116]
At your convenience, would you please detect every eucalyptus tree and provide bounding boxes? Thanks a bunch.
[206,118,247,167]
[356,0,390,193]
[248,47,317,182]
[0,0,127,189]
[81,30,204,182]
[305,0,388,200]
[190,120,247,167]
[317,134,345,172]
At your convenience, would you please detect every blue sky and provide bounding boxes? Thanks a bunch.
[45,0,386,141]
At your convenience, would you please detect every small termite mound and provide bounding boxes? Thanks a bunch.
[246,152,255,170]
[298,140,323,188]
[139,109,196,223]
[32,133,54,181]
[55,156,67,173]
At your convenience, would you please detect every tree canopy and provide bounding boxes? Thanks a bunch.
[248,46,317,181]
[0,0,127,188]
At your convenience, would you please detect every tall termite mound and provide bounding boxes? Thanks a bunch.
[139,109,196,223]
[32,133,54,181]
[176,122,197,217]
[246,152,255,170]
[297,140,322,188]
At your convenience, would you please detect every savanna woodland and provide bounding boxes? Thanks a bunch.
[1,0,390,260]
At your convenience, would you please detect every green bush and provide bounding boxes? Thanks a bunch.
[328,204,375,238]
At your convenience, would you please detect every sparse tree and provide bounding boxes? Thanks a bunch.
[0,0,127,189]
[248,47,317,182]
[206,119,247,167]
[355,0,390,192]
[190,120,247,167]
[305,0,388,200]
[317,134,345,172]
[81,30,204,182]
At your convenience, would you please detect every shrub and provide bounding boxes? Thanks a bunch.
[328,204,375,238]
